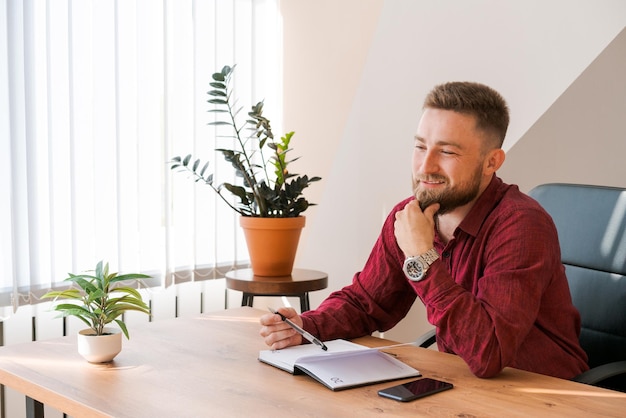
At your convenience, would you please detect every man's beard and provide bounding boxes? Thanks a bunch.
[412,166,483,215]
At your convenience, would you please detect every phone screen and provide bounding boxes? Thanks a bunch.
[378,378,453,402]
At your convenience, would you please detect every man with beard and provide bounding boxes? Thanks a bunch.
[259,82,589,380]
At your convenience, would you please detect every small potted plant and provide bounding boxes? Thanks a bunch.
[170,65,321,276]
[42,260,151,363]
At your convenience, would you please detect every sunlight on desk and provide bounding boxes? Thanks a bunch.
[199,313,263,323]
[516,386,626,398]
[2,354,143,372]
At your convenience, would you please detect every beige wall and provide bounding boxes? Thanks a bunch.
[498,27,626,193]
[280,0,626,342]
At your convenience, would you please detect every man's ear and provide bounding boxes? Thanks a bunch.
[484,149,505,175]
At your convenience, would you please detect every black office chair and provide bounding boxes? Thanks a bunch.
[528,183,626,391]
[416,183,626,392]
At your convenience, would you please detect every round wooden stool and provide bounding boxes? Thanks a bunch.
[225,268,328,312]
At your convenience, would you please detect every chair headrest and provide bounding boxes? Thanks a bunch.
[528,183,626,275]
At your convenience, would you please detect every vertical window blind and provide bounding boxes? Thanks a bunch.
[0,0,281,312]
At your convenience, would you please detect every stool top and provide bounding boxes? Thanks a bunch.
[225,268,328,295]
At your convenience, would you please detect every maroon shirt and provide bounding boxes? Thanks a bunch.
[302,176,588,379]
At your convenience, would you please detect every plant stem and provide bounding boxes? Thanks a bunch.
[225,84,267,216]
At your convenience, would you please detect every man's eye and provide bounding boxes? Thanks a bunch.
[441,149,457,156]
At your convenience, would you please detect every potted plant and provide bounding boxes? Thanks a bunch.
[42,260,151,363]
[170,65,321,276]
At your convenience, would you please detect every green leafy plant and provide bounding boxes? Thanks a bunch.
[170,65,321,217]
[42,260,151,339]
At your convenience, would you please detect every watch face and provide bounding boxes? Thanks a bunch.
[405,259,424,279]
[403,249,439,282]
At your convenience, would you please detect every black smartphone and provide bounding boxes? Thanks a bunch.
[378,378,453,402]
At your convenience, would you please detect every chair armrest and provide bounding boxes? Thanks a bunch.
[414,328,436,348]
[573,361,626,386]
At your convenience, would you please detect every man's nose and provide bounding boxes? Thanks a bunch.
[420,150,439,174]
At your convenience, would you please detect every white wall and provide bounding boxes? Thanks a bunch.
[280,0,626,341]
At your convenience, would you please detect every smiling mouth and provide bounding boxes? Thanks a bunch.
[419,178,446,187]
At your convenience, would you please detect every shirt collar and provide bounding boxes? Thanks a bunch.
[456,175,505,238]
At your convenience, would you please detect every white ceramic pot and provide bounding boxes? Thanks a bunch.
[77,327,122,363]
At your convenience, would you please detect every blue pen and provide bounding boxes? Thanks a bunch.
[268,307,328,351]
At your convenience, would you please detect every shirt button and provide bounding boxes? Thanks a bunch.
[442,252,451,258]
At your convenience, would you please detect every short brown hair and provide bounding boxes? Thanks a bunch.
[423,82,509,148]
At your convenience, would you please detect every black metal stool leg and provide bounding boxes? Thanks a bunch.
[300,293,310,312]
[26,396,44,418]
[240,292,311,311]
[242,293,254,307]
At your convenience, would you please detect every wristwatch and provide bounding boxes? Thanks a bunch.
[403,248,440,281]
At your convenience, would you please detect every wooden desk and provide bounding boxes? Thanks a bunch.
[1,307,625,417]
[225,268,328,311]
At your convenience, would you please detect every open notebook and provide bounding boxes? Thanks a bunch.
[258,339,420,391]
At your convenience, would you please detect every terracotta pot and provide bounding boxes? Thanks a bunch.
[240,216,305,276]
[77,327,122,363]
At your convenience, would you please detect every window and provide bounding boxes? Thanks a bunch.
[0,0,281,311]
